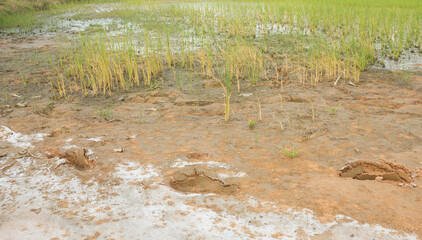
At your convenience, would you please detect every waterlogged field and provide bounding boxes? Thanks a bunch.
[0,0,422,239]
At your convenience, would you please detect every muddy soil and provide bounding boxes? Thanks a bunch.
[1,35,422,239]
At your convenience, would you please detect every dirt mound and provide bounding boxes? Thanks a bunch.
[187,152,209,160]
[173,98,213,106]
[340,160,414,185]
[170,167,239,194]
[46,148,95,170]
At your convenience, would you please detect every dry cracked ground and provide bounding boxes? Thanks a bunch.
[1,33,422,240]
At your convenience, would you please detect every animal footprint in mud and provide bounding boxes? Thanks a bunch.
[170,166,239,194]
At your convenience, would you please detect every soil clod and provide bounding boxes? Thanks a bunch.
[114,148,124,153]
[170,167,239,194]
[45,148,95,170]
[16,101,28,108]
[340,160,414,185]
[187,152,209,160]
[174,99,213,106]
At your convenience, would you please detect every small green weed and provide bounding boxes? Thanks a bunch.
[98,106,113,120]
[399,71,411,87]
[147,81,162,91]
[328,104,341,115]
[254,135,259,144]
[278,146,299,158]
[35,101,55,115]
[248,119,257,129]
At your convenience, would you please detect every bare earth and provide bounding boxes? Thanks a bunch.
[0,35,421,239]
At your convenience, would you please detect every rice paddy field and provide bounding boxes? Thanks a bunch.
[0,0,422,239]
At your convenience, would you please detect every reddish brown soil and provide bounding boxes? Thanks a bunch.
[1,35,422,236]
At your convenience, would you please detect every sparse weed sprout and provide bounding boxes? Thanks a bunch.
[328,105,341,115]
[278,146,299,159]
[35,101,55,115]
[98,107,113,120]
[248,119,257,129]
[254,135,259,144]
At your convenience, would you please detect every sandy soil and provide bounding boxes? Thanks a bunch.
[0,35,422,240]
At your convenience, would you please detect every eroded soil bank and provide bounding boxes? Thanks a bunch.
[1,33,422,239]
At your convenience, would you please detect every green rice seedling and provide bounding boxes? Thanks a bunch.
[198,49,208,78]
[52,32,142,96]
[257,97,262,121]
[398,70,411,87]
[165,33,173,68]
[20,71,28,88]
[222,69,232,121]
[222,40,264,90]
[205,42,214,78]
[173,68,184,90]
[188,74,193,93]
[0,10,41,29]
[216,66,232,122]
[0,78,8,106]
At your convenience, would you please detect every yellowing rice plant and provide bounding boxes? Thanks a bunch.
[33,0,421,96]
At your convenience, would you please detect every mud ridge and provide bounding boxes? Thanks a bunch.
[45,148,95,170]
[170,167,239,194]
[340,160,414,186]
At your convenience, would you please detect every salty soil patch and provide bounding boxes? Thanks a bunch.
[0,126,47,149]
[170,166,239,194]
[340,160,414,185]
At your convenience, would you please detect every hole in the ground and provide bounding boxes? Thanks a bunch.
[170,167,239,194]
[339,160,414,185]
